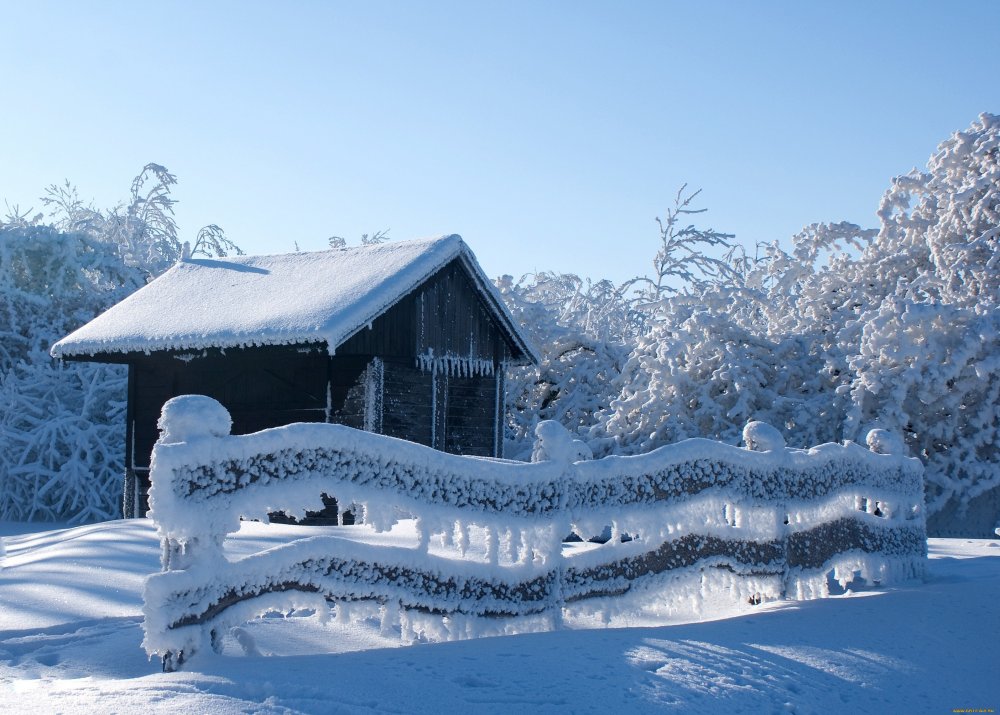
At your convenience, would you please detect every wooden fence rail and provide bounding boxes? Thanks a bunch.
[142,395,926,671]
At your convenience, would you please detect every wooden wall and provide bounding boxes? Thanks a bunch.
[338,258,519,366]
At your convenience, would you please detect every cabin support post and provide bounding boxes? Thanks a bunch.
[123,469,137,519]
[122,364,138,518]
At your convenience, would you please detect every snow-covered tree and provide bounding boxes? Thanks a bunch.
[0,354,126,522]
[587,114,999,536]
[842,114,1000,532]
[0,225,138,371]
[871,113,1000,307]
[501,188,742,458]
[846,298,1000,518]
[0,225,135,521]
[618,184,736,314]
[0,165,242,522]
[499,272,632,458]
[43,164,242,275]
[589,282,838,455]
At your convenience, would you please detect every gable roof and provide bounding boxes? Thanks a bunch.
[51,235,537,363]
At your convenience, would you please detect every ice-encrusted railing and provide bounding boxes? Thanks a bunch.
[143,396,927,671]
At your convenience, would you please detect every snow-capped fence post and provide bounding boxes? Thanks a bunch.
[148,395,234,671]
[742,421,790,600]
[153,395,233,572]
[530,420,592,628]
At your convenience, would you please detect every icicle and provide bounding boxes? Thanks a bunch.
[485,525,499,566]
[416,351,494,377]
[528,530,544,564]
[506,527,522,563]
[334,600,350,625]
[416,518,430,553]
[380,600,400,637]
[456,520,470,556]
[430,373,437,447]
[399,608,413,642]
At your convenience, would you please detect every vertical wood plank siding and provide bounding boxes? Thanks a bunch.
[382,358,434,446]
[414,260,517,363]
[444,375,495,456]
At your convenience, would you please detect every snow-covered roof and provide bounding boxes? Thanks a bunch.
[51,235,537,362]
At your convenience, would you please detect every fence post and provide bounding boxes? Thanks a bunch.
[742,421,790,599]
[530,420,591,627]
[151,395,233,671]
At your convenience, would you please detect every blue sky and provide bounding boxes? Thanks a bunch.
[2,1,998,283]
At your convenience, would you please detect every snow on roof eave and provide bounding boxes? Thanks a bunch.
[53,335,331,361]
[50,235,538,365]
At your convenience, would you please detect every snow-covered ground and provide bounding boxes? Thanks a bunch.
[1,520,997,714]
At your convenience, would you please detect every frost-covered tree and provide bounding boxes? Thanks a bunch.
[584,114,1000,536]
[592,291,772,454]
[0,165,242,523]
[583,192,803,455]
[589,281,838,455]
[870,113,1000,307]
[499,272,632,458]
[501,188,742,457]
[596,114,1000,534]
[846,298,1000,520]
[41,164,242,274]
[842,114,1000,533]
[0,354,126,522]
[0,225,138,371]
[0,225,135,521]
[619,185,736,315]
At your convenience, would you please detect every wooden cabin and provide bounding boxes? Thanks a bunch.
[51,235,537,517]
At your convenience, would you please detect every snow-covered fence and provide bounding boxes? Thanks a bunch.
[143,397,926,671]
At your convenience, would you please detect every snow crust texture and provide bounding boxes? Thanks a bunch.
[144,398,926,669]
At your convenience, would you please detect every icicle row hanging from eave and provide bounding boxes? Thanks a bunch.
[416,351,495,377]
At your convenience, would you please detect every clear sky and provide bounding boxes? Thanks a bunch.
[2,1,998,284]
